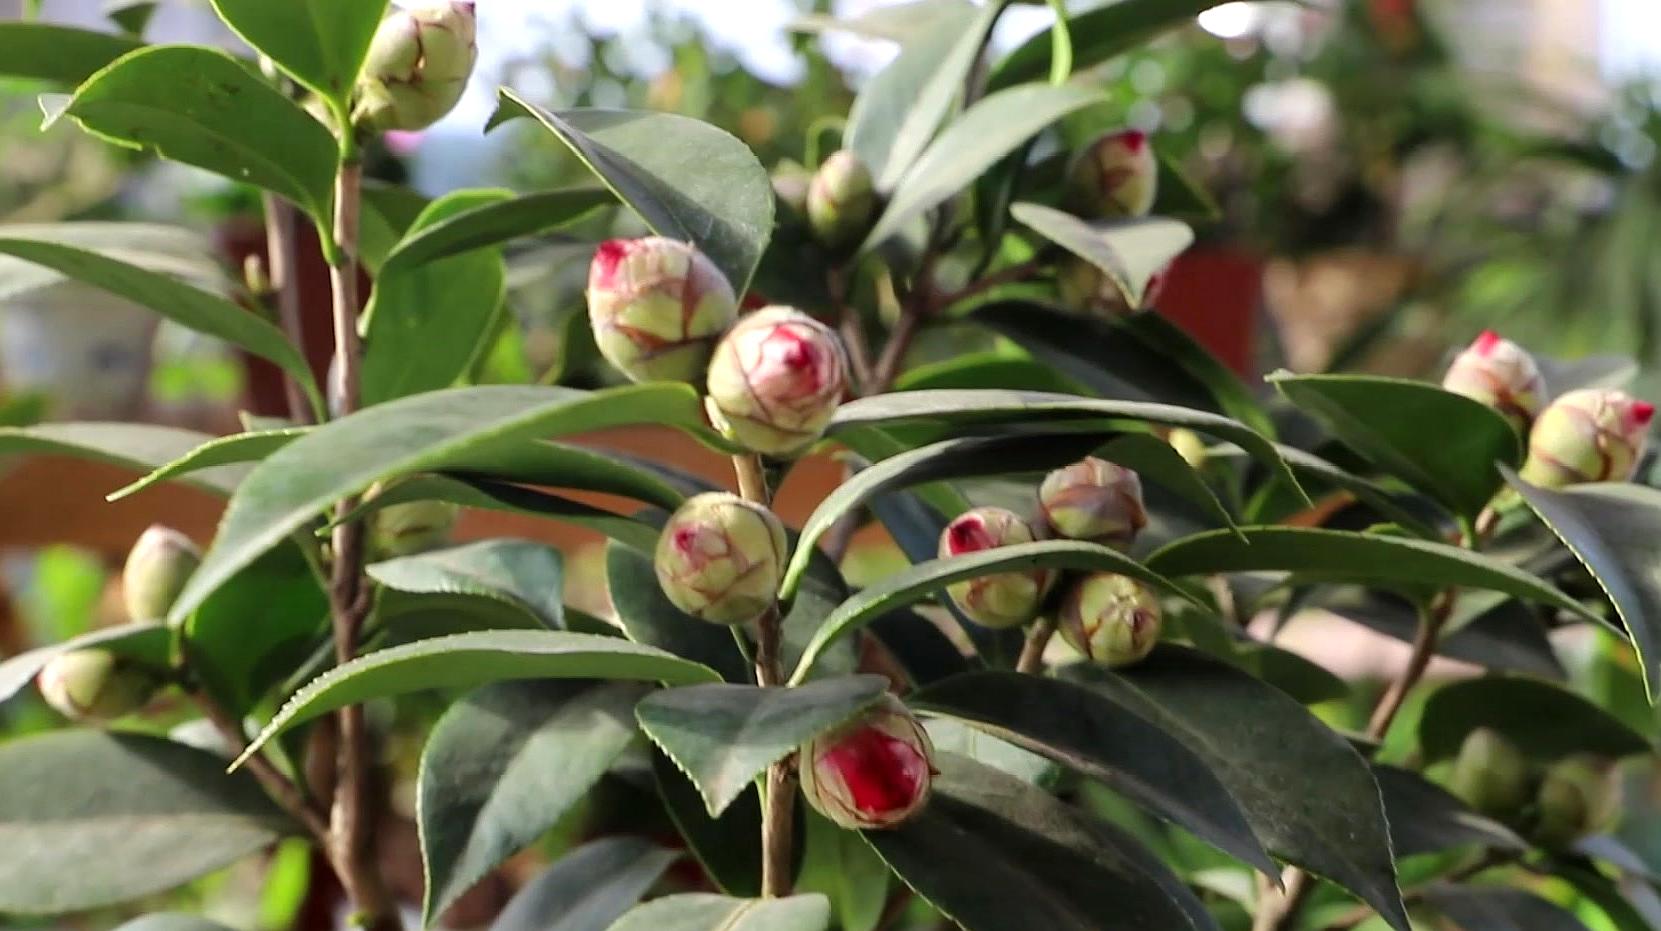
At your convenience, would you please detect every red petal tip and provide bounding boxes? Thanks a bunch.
[1632,401,1655,426]
[1118,130,1148,153]
[1472,329,1502,355]
[591,239,630,286]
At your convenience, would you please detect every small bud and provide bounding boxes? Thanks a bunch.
[807,150,877,250]
[1533,755,1619,848]
[1446,727,1530,818]
[1519,388,1654,487]
[122,525,200,624]
[771,161,812,217]
[800,693,934,831]
[1066,129,1158,219]
[937,507,1051,629]
[587,237,740,384]
[1168,428,1208,470]
[654,492,788,625]
[707,307,849,456]
[36,649,161,722]
[1057,573,1162,666]
[1056,255,1131,316]
[353,2,479,132]
[1441,331,1546,432]
[1039,457,1147,549]
[371,499,460,558]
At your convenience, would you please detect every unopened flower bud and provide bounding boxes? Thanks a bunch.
[1056,254,1169,316]
[937,507,1051,629]
[707,307,848,456]
[353,2,479,132]
[1039,457,1147,549]
[1533,755,1619,848]
[1441,331,1546,432]
[1066,129,1158,219]
[371,498,460,558]
[1168,428,1208,470]
[654,492,788,625]
[122,525,200,624]
[1446,727,1530,818]
[1058,573,1162,666]
[1519,388,1654,487]
[587,237,739,384]
[807,150,877,250]
[799,693,934,830]
[36,649,161,722]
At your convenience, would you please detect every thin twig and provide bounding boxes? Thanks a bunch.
[193,688,329,843]
[261,193,312,424]
[829,268,873,393]
[931,257,1043,311]
[1016,617,1056,674]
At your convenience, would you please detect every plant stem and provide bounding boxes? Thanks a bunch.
[192,687,329,843]
[829,268,873,393]
[261,193,312,424]
[1016,617,1056,674]
[932,256,1043,310]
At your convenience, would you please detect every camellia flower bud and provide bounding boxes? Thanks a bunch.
[1518,388,1654,488]
[706,307,849,456]
[353,2,479,132]
[587,237,740,384]
[807,150,877,250]
[654,492,788,625]
[1039,457,1147,549]
[371,499,460,558]
[937,506,1051,629]
[799,693,934,831]
[1066,129,1158,219]
[1532,755,1619,849]
[122,524,200,624]
[1057,573,1162,667]
[1446,727,1530,818]
[1441,331,1546,432]
[36,649,161,723]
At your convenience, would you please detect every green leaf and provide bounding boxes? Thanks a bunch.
[1012,203,1194,307]
[1118,311,1272,437]
[55,46,338,221]
[606,540,749,685]
[445,440,690,511]
[169,383,720,626]
[866,752,1220,931]
[1267,444,1448,540]
[348,475,659,552]
[789,540,1196,684]
[420,680,649,923]
[1065,647,1410,931]
[1372,764,1525,858]
[188,543,328,714]
[911,671,1276,877]
[236,630,719,765]
[112,915,236,931]
[383,186,612,273]
[1421,885,1592,931]
[0,623,168,705]
[209,0,388,104]
[368,540,565,631]
[0,23,142,84]
[0,731,290,913]
[652,750,763,898]
[0,221,225,303]
[490,837,680,931]
[362,189,509,406]
[489,92,773,293]
[862,83,1101,252]
[637,676,889,817]
[796,810,890,931]
[1503,468,1661,700]
[1417,676,1652,762]
[607,894,830,931]
[1146,527,1597,624]
[1270,373,1521,520]
[0,239,323,418]
[1315,588,1564,679]
[989,0,1228,91]
[108,429,306,501]
[788,0,967,42]
[1550,859,1658,931]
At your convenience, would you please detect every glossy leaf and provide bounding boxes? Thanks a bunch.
[368,539,565,631]
[1421,885,1591,931]
[490,837,679,931]
[1316,588,1564,680]
[383,186,612,273]
[637,676,888,817]
[1267,443,1448,540]
[0,623,168,706]
[990,0,1228,90]
[209,0,388,104]
[652,750,763,897]
[606,540,750,684]
[490,92,773,293]
[108,429,306,501]
[188,543,328,713]
[1012,203,1194,307]
[420,680,649,923]
[0,221,224,302]
[0,731,289,912]
[0,23,141,84]
[796,809,890,931]
[1417,676,1652,762]
[447,440,690,511]
[607,894,830,931]
[1372,764,1526,857]
[236,630,719,765]
[348,475,659,552]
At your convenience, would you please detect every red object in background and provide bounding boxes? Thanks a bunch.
[1150,247,1263,378]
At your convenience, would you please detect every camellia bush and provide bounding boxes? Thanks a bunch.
[3,2,1661,930]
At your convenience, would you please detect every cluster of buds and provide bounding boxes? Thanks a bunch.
[937,507,1052,629]
[807,150,878,251]
[1519,388,1654,488]
[370,497,460,558]
[122,524,200,625]
[353,2,479,132]
[586,237,740,384]
[1532,755,1620,849]
[1057,573,1162,666]
[1446,728,1531,818]
[1039,457,1147,550]
[706,307,849,456]
[799,694,935,830]
[654,492,788,625]
[1441,331,1546,433]
[1066,129,1158,219]
[36,649,161,723]
[1442,729,1621,848]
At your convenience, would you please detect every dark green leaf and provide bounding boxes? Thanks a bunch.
[606,540,749,685]
[448,440,690,511]
[108,429,306,501]
[607,893,830,931]
[1372,764,1526,857]
[188,543,327,713]
[348,476,659,552]
[796,810,890,931]
[1421,885,1591,931]
[112,915,236,931]
[368,539,565,631]
[1266,444,1448,540]
[209,0,388,104]
[989,0,1227,90]
[1316,588,1564,680]
[1012,203,1193,307]
[1231,642,1350,705]
[384,186,612,273]
[0,23,142,84]
[490,837,679,931]
[0,623,169,706]
[1418,676,1652,762]
[652,750,762,897]
[1550,859,1658,931]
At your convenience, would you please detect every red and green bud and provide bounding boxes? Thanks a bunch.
[799,693,934,831]
[1441,330,1546,432]
[353,2,479,132]
[587,237,740,384]
[1519,388,1654,487]
[1446,727,1530,818]
[371,498,460,558]
[1066,129,1158,219]
[807,150,877,250]
[1057,573,1162,667]
[1039,457,1147,549]
[654,492,788,625]
[1532,755,1619,848]
[36,649,161,723]
[122,524,200,624]
[706,307,848,456]
[937,506,1051,629]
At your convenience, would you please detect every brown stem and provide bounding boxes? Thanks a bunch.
[1016,617,1056,674]
[829,268,873,394]
[869,308,922,392]
[932,257,1043,310]
[193,688,329,843]
[261,193,312,424]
